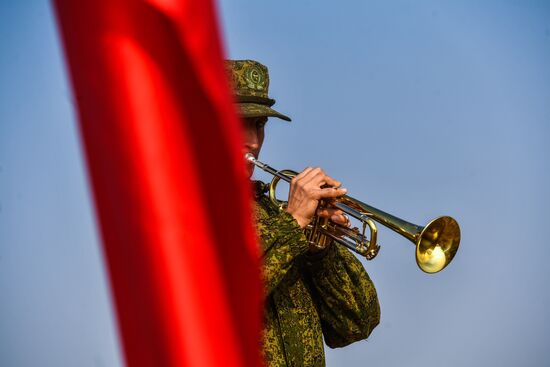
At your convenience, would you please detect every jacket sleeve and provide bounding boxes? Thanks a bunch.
[257,209,310,297]
[302,244,381,348]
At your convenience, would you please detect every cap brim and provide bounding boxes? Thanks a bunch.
[239,103,291,122]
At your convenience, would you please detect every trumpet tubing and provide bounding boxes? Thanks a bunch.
[246,154,460,274]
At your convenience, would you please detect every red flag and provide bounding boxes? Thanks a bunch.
[53,0,262,366]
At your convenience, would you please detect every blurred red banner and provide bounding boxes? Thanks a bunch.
[53,0,262,366]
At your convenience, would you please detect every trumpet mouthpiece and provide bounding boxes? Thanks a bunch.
[245,153,256,162]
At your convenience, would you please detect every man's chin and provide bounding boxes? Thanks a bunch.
[246,164,255,179]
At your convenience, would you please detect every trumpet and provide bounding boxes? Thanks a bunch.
[246,154,460,274]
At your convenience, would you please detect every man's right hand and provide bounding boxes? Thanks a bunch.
[285,167,349,229]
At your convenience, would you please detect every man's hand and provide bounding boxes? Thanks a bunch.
[285,167,350,229]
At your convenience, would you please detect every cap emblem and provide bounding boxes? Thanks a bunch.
[245,65,266,91]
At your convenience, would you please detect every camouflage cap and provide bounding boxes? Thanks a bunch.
[225,60,291,122]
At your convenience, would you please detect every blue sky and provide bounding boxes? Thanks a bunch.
[1,1,549,366]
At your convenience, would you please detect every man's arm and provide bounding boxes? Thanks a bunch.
[256,197,310,296]
[257,166,352,297]
[303,244,380,348]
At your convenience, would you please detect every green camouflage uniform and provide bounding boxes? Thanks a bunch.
[253,183,380,367]
[227,60,380,366]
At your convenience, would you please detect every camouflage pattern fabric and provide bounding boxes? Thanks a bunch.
[225,60,292,122]
[253,181,381,367]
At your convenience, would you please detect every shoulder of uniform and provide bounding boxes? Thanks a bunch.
[252,180,284,218]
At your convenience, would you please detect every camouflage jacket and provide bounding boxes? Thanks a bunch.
[253,182,380,367]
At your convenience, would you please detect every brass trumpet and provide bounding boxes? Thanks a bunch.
[246,154,460,273]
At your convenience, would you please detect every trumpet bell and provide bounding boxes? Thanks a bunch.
[416,216,460,273]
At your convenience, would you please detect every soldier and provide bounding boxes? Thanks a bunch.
[226,60,380,367]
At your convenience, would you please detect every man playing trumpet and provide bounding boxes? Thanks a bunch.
[226,60,380,367]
